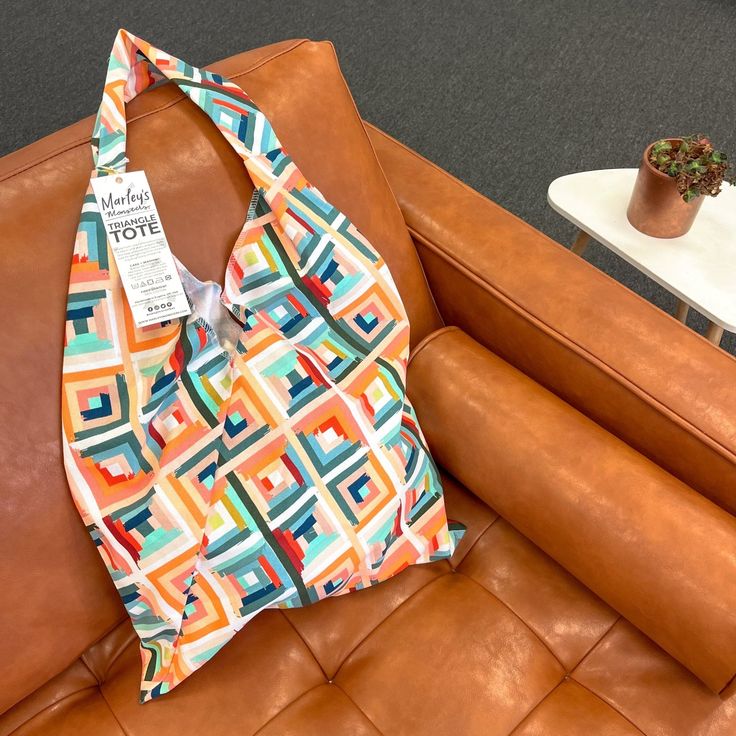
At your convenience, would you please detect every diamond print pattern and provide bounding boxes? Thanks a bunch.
[61,30,457,702]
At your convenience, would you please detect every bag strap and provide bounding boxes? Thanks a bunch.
[92,29,283,176]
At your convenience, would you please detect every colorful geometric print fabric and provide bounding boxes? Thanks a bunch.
[61,30,461,703]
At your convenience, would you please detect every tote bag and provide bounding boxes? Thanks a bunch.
[61,30,460,702]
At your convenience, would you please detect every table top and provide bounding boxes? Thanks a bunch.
[547,169,736,330]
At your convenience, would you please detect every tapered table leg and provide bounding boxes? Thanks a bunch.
[675,299,689,324]
[705,322,724,346]
[571,230,590,256]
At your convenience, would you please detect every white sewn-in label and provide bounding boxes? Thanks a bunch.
[91,170,191,328]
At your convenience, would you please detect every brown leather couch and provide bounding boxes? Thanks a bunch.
[1,38,736,736]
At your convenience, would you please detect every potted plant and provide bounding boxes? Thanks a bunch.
[626,135,735,238]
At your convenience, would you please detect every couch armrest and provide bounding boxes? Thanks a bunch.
[365,123,736,515]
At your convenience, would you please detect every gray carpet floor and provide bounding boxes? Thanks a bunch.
[2,0,735,353]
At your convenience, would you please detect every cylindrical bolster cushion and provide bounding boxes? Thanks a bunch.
[408,327,736,693]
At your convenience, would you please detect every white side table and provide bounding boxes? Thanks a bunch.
[547,169,736,345]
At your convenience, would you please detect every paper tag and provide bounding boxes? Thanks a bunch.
[91,170,191,327]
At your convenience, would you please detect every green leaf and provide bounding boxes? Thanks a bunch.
[683,187,699,202]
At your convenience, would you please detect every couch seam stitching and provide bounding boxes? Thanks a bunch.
[411,229,736,467]
[4,682,129,736]
[331,568,452,681]
[95,634,139,688]
[0,39,309,182]
[459,572,566,673]
[456,534,623,673]
[721,670,736,695]
[570,616,624,677]
[4,685,99,736]
[569,678,648,735]
[2,613,129,719]
[70,614,129,679]
[449,513,500,569]
[407,325,460,367]
[332,682,386,735]
[96,682,130,736]
[568,614,623,674]
[506,679,566,736]
[250,682,327,736]
[97,630,139,684]
[278,609,330,681]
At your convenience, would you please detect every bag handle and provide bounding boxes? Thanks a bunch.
[92,29,283,177]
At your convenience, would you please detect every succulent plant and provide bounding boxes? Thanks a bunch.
[649,135,735,202]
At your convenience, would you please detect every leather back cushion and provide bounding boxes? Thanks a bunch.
[0,38,440,713]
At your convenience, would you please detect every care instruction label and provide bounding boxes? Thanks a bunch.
[91,170,191,328]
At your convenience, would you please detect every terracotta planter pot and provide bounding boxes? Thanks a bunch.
[626,139,704,238]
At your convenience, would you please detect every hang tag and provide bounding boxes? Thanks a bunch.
[91,170,191,328]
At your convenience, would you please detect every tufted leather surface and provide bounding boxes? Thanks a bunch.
[3,465,736,735]
[408,328,736,693]
[2,37,736,736]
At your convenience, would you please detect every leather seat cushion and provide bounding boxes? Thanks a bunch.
[4,472,735,735]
